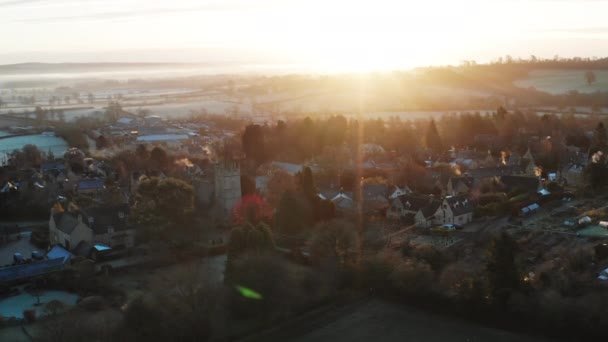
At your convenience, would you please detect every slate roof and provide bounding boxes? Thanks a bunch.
[136,134,189,142]
[396,194,440,213]
[41,162,65,171]
[445,195,473,216]
[420,201,442,219]
[77,179,105,191]
[331,192,355,209]
[499,175,540,192]
[81,204,131,234]
[450,176,474,188]
[52,211,82,234]
[46,245,72,264]
[362,184,389,201]
[467,166,522,180]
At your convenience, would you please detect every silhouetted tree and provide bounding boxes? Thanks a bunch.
[150,147,168,169]
[485,232,520,305]
[424,119,443,152]
[585,70,597,85]
[242,124,266,166]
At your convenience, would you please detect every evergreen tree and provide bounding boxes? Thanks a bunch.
[591,121,607,152]
[424,119,443,152]
[485,232,520,305]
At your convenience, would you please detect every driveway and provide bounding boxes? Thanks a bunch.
[0,232,41,267]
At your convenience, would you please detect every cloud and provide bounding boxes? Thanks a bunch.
[11,0,290,23]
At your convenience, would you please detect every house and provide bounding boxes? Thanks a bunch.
[49,203,135,252]
[387,194,474,227]
[82,204,135,250]
[562,163,584,187]
[49,204,92,251]
[446,176,474,196]
[389,185,412,199]
[331,192,355,210]
[439,195,474,226]
[387,194,441,226]
[521,148,538,176]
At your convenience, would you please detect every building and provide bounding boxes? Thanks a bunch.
[49,203,135,252]
[214,160,242,218]
[446,176,474,196]
[387,194,474,227]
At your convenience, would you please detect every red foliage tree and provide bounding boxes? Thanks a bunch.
[232,194,273,225]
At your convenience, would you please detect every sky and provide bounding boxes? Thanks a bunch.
[2,0,608,72]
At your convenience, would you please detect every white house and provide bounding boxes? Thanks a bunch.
[49,203,135,253]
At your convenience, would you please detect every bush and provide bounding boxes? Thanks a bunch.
[389,259,435,298]
[23,309,36,323]
[411,245,447,272]
[567,247,594,273]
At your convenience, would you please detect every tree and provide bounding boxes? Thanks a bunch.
[242,124,266,166]
[104,101,122,122]
[485,232,520,304]
[34,106,46,123]
[57,110,65,122]
[132,177,194,236]
[424,119,443,152]
[310,219,359,266]
[591,121,607,152]
[9,144,44,168]
[150,147,168,169]
[274,191,313,235]
[265,170,296,208]
[232,194,273,225]
[135,144,149,160]
[585,70,597,86]
[296,166,317,201]
[226,222,275,281]
[95,135,111,150]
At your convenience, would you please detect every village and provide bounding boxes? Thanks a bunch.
[1,101,608,341]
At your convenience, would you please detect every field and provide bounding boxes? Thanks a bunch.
[514,69,608,94]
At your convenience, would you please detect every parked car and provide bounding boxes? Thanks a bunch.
[441,224,464,231]
[31,251,44,260]
[13,252,24,263]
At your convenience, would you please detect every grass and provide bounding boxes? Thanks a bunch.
[514,69,608,95]
[577,225,608,237]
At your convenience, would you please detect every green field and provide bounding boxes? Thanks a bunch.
[577,225,608,237]
[514,69,608,94]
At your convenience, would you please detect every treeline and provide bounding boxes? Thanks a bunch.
[241,108,599,167]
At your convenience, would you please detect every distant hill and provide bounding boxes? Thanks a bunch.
[0,62,204,74]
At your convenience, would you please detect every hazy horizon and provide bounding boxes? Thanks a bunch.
[4,0,608,72]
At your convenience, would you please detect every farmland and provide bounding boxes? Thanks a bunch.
[514,69,608,94]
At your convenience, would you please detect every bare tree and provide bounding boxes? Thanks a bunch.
[585,70,597,86]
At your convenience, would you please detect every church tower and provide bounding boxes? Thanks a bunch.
[213,160,241,218]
